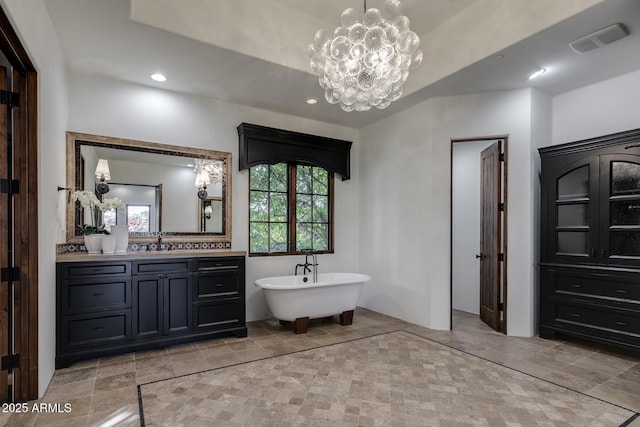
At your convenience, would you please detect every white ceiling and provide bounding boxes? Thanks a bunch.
[44,0,640,129]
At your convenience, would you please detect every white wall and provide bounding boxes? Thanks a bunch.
[0,0,69,397]
[359,89,537,336]
[67,74,360,322]
[530,89,553,331]
[451,140,497,315]
[552,68,640,144]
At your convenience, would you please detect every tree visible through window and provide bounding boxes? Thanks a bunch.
[249,163,333,255]
[127,205,150,232]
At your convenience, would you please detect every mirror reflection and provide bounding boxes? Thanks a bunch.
[200,197,223,232]
[67,132,231,242]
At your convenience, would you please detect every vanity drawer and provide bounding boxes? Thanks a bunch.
[193,298,244,332]
[194,257,244,272]
[59,262,130,279]
[194,270,241,300]
[542,267,640,303]
[60,278,131,314]
[133,259,191,274]
[59,310,131,351]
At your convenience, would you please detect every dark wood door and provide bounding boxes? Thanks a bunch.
[0,66,8,402]
[479,142,502,331]
[163,273,192,336]
[133,275,163,339]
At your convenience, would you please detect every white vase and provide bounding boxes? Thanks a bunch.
[84,234,103,254]
[101,235,116,254]
[110,225,129,253]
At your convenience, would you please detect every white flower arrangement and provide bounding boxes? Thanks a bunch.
[100,197,125,212]
[71,190,125,235]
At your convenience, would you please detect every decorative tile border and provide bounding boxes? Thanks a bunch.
[57,240,232,255]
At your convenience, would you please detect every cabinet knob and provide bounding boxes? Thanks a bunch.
[571,313,582,318]
[615,321,627,326]
[571,284,582,288]
[617,289,628,294]
[92,292,104,297]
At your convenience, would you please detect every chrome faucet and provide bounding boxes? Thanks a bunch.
[294,251,318,282]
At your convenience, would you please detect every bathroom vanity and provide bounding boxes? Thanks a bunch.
[55,251,246,368]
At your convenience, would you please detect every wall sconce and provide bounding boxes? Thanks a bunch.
[95,159,111,194]
[57,186,71,203]
[195,168,210,200]
[204,204,213,219]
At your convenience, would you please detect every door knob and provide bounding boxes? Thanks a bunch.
[475,254,484,260]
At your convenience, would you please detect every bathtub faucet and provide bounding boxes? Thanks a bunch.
[294,251,318,282]
[305,251,318,283]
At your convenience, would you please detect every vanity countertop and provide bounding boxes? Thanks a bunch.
[56,250,247,263]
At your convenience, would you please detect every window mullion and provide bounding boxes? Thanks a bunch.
[329,171,334,252]
[289,163,297,254]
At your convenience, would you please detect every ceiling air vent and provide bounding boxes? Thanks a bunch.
[569,23,629,54]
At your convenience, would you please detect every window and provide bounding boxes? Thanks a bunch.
[249,163,333,255]
[127,205,150,232]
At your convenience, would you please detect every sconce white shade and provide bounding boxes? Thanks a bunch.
[95,159,111,180]
[204,205,213,215]
[195,169,210,187]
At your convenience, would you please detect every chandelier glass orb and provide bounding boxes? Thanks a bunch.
[308,0,422,112]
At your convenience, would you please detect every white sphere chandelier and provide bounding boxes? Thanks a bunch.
[308,0,422,112]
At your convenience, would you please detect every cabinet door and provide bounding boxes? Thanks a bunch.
[133,275,163,339]
[599,155,640,266]
[543,158,600,263]
[164,273,192,336]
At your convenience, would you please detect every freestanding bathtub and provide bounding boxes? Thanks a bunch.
[255,273,370,333]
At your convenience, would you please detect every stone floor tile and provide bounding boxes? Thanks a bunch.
[7,308,638,426]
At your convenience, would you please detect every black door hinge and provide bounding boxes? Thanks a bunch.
[0,90,19,108]
[0,179,19,195]
[498,253,504,262]
[1,267,19,282]
[498,302,504,311]
[499,153,505,161]
[1,354,19,371]
[498,203,504,212]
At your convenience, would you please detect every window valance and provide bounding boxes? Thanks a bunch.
[237,123,353,180]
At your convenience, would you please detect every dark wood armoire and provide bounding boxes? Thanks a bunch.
[539,128,640,350]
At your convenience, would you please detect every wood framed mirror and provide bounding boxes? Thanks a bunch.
[66,132,231,244]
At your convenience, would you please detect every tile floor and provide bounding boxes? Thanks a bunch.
[1,309,639,426]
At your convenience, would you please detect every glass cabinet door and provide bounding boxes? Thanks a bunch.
[548,161,599,262]
[601,156,640,265]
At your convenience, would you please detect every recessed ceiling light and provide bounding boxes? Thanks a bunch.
[306,98,318,105]
[528,68,546,80]
[151,73,167,82]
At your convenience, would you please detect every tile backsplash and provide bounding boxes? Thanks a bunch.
[57,240,231,255]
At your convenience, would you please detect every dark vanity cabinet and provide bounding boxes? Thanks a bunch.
[56,254,246,368]
[539,129,640,350]
[132,259,193,339]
